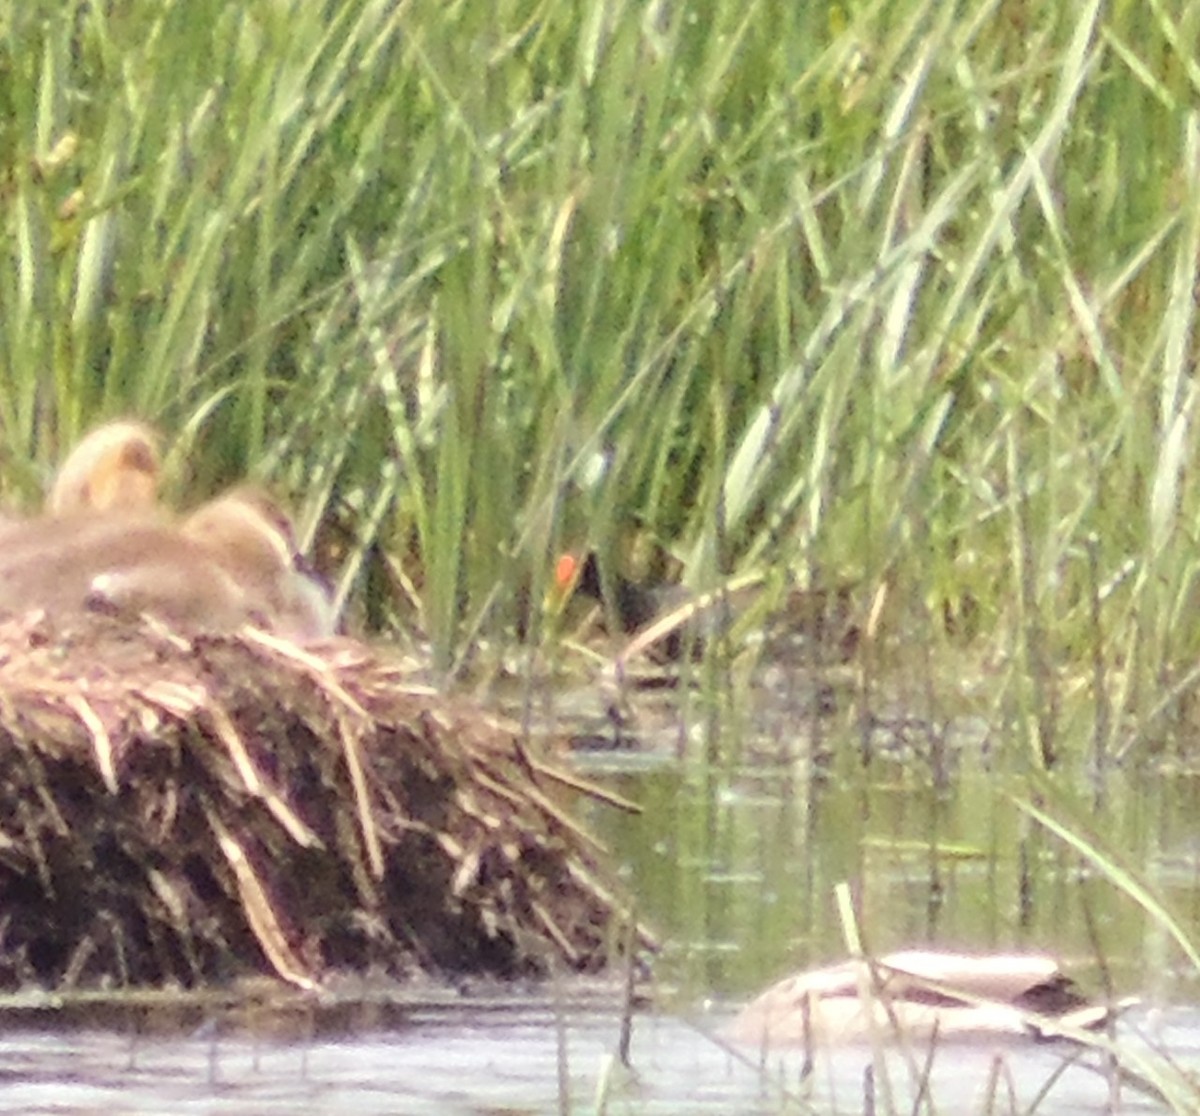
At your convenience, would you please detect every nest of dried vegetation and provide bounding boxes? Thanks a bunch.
[0,612,649,992]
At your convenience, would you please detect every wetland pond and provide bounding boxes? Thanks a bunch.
[5,656,1200,1114]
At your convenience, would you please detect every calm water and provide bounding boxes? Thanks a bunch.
[7,662,1200,1113]
[0,1000,1189,1114]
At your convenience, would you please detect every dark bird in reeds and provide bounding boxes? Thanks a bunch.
[559,552,674,634]
[553,551,699,660]
[554,551,859,664]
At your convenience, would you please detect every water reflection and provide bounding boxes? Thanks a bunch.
[0,1002,1184,1115]
[579,736,1200,1011]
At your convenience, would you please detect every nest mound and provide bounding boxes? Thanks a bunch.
[0,612,649,991]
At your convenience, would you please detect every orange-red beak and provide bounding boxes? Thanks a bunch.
[547,552,583,612]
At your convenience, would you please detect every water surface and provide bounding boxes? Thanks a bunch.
[0,999,1186,1114]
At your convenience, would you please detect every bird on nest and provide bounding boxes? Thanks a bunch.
[0,421,335,638]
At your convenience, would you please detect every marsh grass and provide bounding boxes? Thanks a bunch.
[2,1,1200,745]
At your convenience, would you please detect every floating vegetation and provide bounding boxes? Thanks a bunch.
[0,613,651,991]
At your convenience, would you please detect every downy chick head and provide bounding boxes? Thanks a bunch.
[181,487,336,638]
[48,421,161,517]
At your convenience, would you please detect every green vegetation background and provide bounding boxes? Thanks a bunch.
[2,0,1197,752]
